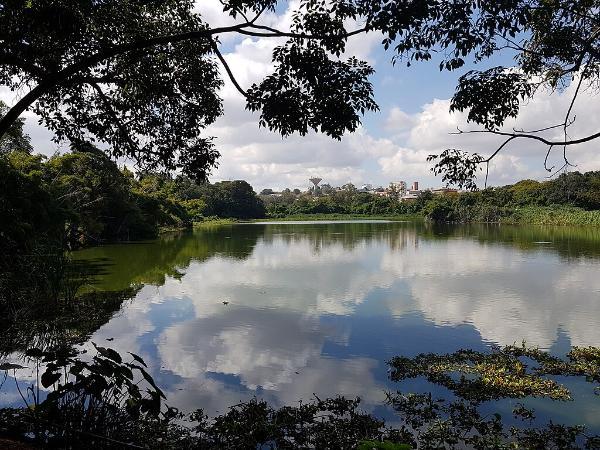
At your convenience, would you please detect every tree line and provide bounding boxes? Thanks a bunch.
[261,188,416,217]
[5,137,600,269]
[422,173,600,224]
[1,147,265,251]
[261,173,600,222]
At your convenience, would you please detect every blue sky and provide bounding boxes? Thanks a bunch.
[3,0,599,191]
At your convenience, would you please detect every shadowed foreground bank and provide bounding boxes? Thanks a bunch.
[1,343,599,449]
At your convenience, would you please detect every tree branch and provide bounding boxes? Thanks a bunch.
[561,62,589,168]
[0,52,48,78]
[483,136,517,163]
[250,5,270,24]
[452,128,600,147]
[243,24,369,40]
[0,21,371,140]
[0,22,252,139]
[209,40,247,97]
[89,83,139,154]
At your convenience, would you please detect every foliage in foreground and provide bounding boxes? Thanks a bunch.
[0,345,399,448]
[1,344,599,449]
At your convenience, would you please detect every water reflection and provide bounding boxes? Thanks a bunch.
[78,221,600,422]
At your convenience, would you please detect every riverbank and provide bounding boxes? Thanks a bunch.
[191,214,421,227]
[424,199,600,227]
[192,207,600,228]
[502,205,600,226]
[252,213,422,222]
[193,217,241,227]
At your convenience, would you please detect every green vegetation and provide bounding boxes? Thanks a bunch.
[261,172,600,227]
[0,150,263,246]
[505,206,600,226]
[421,173,600,225]
[0,146,264,319]
[261,188,425,218]
[2,344,599,448]
[386,344,600,449]
[1,141,265,251]
[194,217,240,226]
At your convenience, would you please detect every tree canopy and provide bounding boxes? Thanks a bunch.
[1,0,599,185]
[0,100,32,154]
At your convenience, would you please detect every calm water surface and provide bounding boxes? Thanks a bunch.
[8,221,600,428]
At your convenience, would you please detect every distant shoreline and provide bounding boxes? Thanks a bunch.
[190,207,600,228]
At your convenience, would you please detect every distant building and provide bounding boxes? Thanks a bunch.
[401,192,420,202]
[400,180,422,202]
[431,187,459,196]
[387,181,407,199]
[309,177,323,195]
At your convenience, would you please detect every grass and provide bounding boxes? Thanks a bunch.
[502,205,600,226]
[158,225,191,234]
[192,217,240,227]
[187,207,600,228]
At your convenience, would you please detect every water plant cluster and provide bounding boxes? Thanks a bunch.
[1,343,599,449]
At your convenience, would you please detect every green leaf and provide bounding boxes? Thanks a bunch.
[135,366,166,400]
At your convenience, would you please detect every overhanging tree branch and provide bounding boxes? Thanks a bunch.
[209,40,247,97]
[89,83,139,155]
[0,23,245,140]
[452,128,600,148]
[0,21,370,141]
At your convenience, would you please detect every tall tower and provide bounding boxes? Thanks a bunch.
[309,177,322,194]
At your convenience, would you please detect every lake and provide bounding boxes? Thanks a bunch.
[5,220,600,429]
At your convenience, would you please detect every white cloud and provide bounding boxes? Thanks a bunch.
[384,107,415,133]
[379,77,600,188]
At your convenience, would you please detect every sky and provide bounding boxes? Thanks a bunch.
[3,0,600,191]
